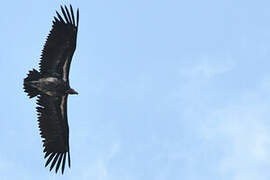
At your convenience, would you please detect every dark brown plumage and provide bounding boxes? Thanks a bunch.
[23,5,79,174]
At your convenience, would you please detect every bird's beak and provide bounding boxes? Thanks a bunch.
[67,88,79,95]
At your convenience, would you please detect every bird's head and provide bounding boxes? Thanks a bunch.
[66,88,78,95]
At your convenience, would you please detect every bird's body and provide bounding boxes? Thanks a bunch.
[25,75,77,96]
[23,5,79,174]
[26,76,66,96]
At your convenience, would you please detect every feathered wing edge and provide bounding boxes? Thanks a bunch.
[39,4,79,77]
[44,150,71,174]
[53,5,79,32]
[55,5,79,83]
[37,95,71,174]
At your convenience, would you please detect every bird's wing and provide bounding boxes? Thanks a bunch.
[39,5,79,84]
[36,94,70,174]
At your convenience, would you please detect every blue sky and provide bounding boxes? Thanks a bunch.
[1,0,270,179]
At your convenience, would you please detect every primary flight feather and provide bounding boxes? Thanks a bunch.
[23,5,79,174]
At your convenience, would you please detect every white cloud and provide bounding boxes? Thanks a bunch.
[202,85,270,180]
[80,143,121,180]
[179,54,234,79]
[171,55,270,179]
[82,159,108,180]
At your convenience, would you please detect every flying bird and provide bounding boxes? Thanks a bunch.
[23,5,79,174]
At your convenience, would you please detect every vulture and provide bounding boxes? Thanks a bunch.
[23,5,79,174]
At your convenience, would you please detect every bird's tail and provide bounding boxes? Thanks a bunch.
[23,69,41,98]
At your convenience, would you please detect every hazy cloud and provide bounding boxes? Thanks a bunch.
[202,80,270,180]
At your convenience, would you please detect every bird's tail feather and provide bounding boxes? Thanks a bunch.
[23,69,41,98]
